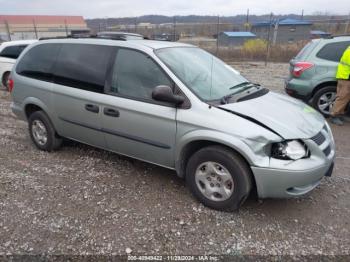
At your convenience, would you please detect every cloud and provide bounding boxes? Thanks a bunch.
[0,0,348,18]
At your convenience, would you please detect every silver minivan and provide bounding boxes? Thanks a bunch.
[10,39,335,211]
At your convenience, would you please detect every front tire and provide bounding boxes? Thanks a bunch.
[186,146,252,211]
[312,86,336,117]
[28,111,62,151]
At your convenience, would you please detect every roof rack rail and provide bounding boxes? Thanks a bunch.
[332,34,350,37]
[325,34,350,39]
[39,35,128,41]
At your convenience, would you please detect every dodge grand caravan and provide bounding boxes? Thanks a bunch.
[10,39,335,211]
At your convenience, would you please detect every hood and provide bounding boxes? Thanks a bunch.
[219,92,325,139]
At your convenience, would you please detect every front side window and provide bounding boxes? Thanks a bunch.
[110,48,172,100]
[53,44,114,93]
[156,47,248,101]
[0,45,27,59]
[16,44,61,81]
[316,41,350,62]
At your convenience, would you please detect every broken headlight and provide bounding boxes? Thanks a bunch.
[271,140,309,160]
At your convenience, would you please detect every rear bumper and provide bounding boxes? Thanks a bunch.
[284,79,312,102]
[252,161,334,199]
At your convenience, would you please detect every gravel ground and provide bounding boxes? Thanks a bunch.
[0,62,350,257]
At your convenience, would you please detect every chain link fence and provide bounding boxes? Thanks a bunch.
[92,16,350,63]
[0,20,89,42]
[1,15,350,63]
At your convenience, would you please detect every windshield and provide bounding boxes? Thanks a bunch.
[156,47,249,100]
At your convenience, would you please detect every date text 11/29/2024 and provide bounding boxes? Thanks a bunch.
[127,255,220,261]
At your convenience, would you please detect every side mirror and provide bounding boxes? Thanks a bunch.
[152,85,185,105]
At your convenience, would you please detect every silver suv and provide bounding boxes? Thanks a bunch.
[10,39,335,211]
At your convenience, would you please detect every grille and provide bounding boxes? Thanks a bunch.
[323,145,331,156]
[311,131,326,145]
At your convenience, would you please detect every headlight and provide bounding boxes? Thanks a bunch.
[271,140,308,160]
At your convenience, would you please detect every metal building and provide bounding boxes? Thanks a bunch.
[251,18,312,44]
[0,15,88,41]
[218,31,256,46]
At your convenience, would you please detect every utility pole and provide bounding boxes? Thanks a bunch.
[64,19,69,36]
[272,19,279,45]
[5,20,11,41]
[265,13,273,66]
[345,12,350,34]
[245,9,250,31]
[301,9,304,20]
[216,15,220,55]
[173,16,177,42]
[134,18,137,33]
[33,19,38,39]
[105,16,108,31]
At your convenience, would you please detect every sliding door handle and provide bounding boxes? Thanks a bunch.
[104,108,120,117]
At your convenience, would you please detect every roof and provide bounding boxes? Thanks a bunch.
[310,30,331,35]
[221,32,256,37]
[0,40,37,52]
[253,18,312,27]
[0,40,37,47]
[36,38,193,50]
[0,15,86,25]
[279,18,312,25]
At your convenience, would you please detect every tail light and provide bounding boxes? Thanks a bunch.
[292,62,314,78]
[7,78,14,93]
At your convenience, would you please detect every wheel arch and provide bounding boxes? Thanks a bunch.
[175,137,259,199]
[311,80,337,98]
[175,131,261,179]
[1,71,11,86]
[23,97,51,120]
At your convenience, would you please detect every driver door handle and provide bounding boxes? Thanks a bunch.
[85,104,99,113]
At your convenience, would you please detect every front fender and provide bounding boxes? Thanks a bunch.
[175,129,271,173]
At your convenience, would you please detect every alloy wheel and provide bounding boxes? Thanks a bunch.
[317,91,336,115]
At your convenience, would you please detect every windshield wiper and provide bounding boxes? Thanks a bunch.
[229,81,251,90]
[221,83,260,104]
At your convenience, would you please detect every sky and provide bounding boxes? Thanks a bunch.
[0,0,349,18]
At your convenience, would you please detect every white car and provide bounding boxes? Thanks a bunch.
[0,40,37,90]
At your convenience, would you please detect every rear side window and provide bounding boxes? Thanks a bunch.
[0,45,27,59]
[16,44,61,81]
[53,44,114,93]
[316,41,350,62]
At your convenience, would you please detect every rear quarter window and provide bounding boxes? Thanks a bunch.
[16,44,61,81]
[295,41,318,60]
[52,44,114,93]
[0,45,28,59]
[316,41,350,62]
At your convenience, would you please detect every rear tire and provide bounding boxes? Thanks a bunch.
[312,86,336,117]
[2,72,10,91]
[186,145,252,211]
[28,111,62,151]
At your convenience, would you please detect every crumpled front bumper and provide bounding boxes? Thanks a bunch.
[251,123,335,199]
[252,161,333,198]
